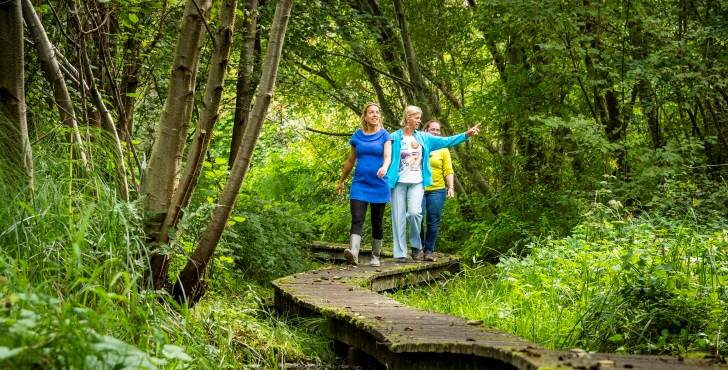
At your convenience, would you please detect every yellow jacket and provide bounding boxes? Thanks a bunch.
[425,148,453,191]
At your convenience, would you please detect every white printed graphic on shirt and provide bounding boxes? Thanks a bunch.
[398,136,423,183]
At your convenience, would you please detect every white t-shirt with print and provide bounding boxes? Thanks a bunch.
[398,135,423,184]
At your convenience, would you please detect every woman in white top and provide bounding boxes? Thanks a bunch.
[385,106,480,262]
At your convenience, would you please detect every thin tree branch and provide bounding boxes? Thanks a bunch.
[326,51,413,86]
[304,126,351,137]
[45,0,79,49]
[293,60,360,113]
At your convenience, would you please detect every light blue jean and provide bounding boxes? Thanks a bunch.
[391,182,424,258]
[420,188,447,253]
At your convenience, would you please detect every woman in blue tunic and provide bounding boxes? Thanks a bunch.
[337,103,391,266]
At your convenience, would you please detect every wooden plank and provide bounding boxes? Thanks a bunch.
[271,242,727,370]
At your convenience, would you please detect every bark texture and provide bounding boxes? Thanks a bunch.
[0,0,32,186]
[173,0,295,306]
[142,0,212,289]
[22,0,87,168]
[160,0,239,250]
[70,8,130,200]
[229,0,260,165]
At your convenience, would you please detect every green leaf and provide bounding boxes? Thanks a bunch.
[607,333,623,343]
[128,14,139,24]
[0,346,24,361]
[214,157,227,165]
[162,345,192,362]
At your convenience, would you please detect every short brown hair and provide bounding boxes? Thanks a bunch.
[423,119,440,131]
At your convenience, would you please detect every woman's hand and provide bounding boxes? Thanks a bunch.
[447,187,455,198]
[466,123,481,137]
[377,166,387,178]
[336,181,345,195]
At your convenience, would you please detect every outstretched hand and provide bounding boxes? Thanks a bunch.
[466,123,481,137]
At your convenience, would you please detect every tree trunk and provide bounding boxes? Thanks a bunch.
[582,0,626,176]
[70,9,130,200]
[160,0,239,252]
[173,0,294,306]
[21,0,87,168]
[628,18,662,150]
[349,0,409,101]
[0,0,32,187]
[362,62,398,129]
[229,0,260,165]
[142,0,212,289]
[393,0,433,117]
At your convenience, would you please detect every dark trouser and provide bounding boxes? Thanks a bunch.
[420,188,447,253]
[350,200,386,239]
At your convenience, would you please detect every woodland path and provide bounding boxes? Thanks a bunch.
[273,242,726,370]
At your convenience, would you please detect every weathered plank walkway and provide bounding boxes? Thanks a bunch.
[273,242,726,370]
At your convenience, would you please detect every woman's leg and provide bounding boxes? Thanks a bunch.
[346,199,368,264]
[420,191,429,246]
[390,184,408,258]
[406,183,424,253]
[369,203,386,266]
[349,199,367,236]
[423,189,447,253]
[370,202,386,240]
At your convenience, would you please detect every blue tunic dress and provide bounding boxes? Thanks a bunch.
[349,129,391,203]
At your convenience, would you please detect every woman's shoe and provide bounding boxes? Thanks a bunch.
[345,234,361,265]
[423,251,436,261]
[370,239,382,267]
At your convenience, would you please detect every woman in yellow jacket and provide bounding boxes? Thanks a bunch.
[420,120,455,261]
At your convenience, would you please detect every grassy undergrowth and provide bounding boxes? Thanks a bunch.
[0,136,333,369]
[392,203,728,358]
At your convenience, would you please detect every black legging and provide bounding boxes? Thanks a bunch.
[350,200,386,239]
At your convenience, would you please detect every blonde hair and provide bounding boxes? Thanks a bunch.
[360,102,383,130]
[400,105,423,127]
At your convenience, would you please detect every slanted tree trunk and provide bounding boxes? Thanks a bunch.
[22,0,87,168]
[160,0,239,252]
[142,0,212,289]
[349,0,410,102]
[70,9,130,200]
[229,0,260,165]
[0,0,32,187]
[361,62,398,128]
[393,0,435,118]
[173,0,294,306]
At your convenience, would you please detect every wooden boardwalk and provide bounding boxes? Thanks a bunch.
[273,242,726,370]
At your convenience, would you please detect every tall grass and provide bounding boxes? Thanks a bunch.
[392,203,728,357]
[0,129,333,368]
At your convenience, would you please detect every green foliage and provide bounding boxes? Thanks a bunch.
[218,194,314,283]
[0,133,333,369]
[393,201,728,357]
[179,145,318,283]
